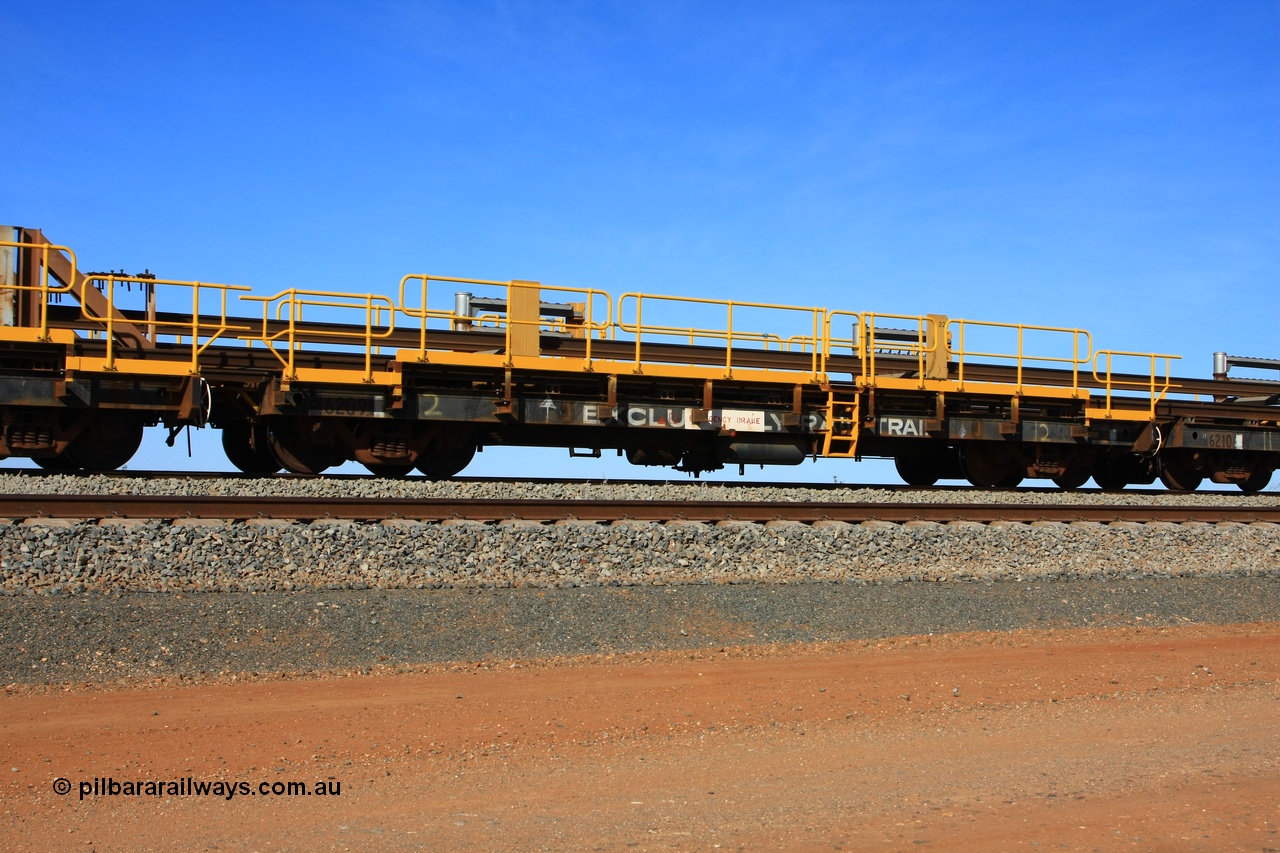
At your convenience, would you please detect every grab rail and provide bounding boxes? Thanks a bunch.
[949,319,1092,394]
[241,289,397,382]
[81,274,251,372]
[1091,350,1180,418]
[855,313,938,386]
[616,292,823,380]
[399,274,612,369]
[0,239,78,341]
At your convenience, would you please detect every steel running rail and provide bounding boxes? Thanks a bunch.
[2,495,1277,524]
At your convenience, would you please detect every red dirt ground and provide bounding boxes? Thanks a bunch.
[3,623,1279,851]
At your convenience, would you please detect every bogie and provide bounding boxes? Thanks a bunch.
[266,418,347,476]
[64,412,144,472]
[221,422,281,475]
[1157,451,1202,492]
[959,442,1016,489]
[1238,467,1273,494]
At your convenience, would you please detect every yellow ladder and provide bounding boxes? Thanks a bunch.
[822,392,860,458]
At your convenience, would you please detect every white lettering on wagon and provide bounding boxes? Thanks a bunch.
[584,405,797,431]
[686,409,767,433]
[719,410,766,432]
[879,417,923,436]
[622,407,687,428]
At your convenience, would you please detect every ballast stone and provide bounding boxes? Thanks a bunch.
[0,515,1276,595]
[1,471,1276,508]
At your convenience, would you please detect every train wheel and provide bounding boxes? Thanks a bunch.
[267,418,340,475]
[893,454,939,487]
[1051,448,1095,490]
[1052,466,1091,490]
[1237,467,1273,494]
[34,455,78,471]
[959,442,1013,488]
[64,412,144,471]
[1091,455,1128,490]
[1158,452,1202,492]
[364,461,415,478]
[998,472,1024,488]
[416,441,476,480]
[221,422,281,474]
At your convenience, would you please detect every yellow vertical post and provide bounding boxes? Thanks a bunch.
[104,276,116,370]
[724,302,734,378]
[633,296,643,372]
[190,283,201,373]
[1104,352,1113,415]
[1154,355,1162,417]
[418,276,429,360]
[507,280,542,360]
[1072,332,1080,395]
[364,294,374,382]
[924,314,949,381]
[865,315,876,384]
[287,291,298,380]
[582,293,594,370]
[810,308,819,381]
[1016,325,1024,392]
[39,247,51,342]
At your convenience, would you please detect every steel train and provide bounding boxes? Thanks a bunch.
[1,227,1277,491]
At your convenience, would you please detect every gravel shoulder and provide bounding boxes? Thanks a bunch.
[4,623,1278,851]
[3,516,1278,595]
[3,577,1279,688]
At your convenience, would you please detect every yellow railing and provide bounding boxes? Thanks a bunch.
[853,313,938,386]
[241,289,397,382]
[948,319,1092,394]
[0,240,78,341]
[0,239,1189,411]
[616,292,824,380]
[1091,350,1180,418]
[816,309,862,377]
[81,275,252,372]
[506,282,612,369]
[398,274,613,369]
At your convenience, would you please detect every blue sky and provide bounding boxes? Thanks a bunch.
[3,1,1277,480]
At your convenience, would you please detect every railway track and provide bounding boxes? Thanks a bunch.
[2,467,1264,498]
[3,494,1277,524]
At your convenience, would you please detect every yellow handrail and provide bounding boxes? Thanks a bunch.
[818,309,862,379]
[947,319,1092,394]
[856,313,936,387]
[80,274,252,372]
[616,292,824,380]
[398,274,613,369]
[0,240,78,341]
[1091,349,1180,418]
[1,232,1204,425]
[241,288,397,382]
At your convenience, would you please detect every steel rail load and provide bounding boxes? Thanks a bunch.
[1,226,1277,491]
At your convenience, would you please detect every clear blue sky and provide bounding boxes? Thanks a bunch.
[3,1,1277,481]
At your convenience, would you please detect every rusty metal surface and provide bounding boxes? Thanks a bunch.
[2,494,1276,523]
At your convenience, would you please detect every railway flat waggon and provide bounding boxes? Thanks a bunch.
[2,226,1277,491]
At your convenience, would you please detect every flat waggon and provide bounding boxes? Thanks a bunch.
[2,226,1277,491]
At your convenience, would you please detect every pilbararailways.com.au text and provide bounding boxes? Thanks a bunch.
[55,777,342,801]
